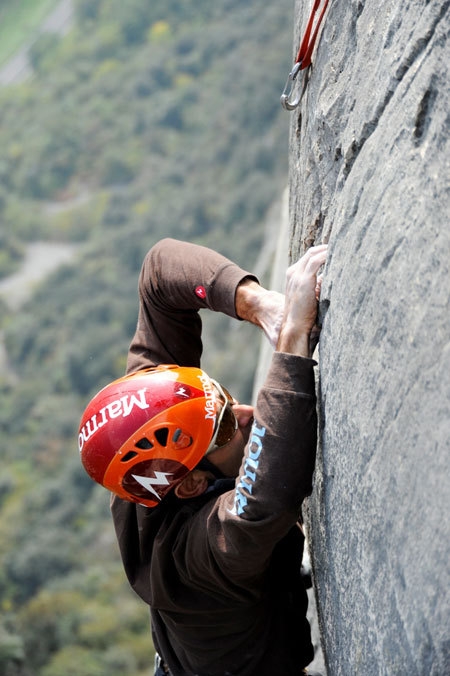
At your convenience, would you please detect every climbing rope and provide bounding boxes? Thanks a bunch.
[281,0,330,110]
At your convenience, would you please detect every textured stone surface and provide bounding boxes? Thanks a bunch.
[288,1,450,674]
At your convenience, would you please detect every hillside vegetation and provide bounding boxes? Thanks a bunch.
[0,1,292,674]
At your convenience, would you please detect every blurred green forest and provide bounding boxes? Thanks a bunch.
[0,0,292,674]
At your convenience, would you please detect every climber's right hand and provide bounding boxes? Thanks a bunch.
[276,244,328,357]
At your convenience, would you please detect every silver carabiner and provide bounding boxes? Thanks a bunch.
[280,62,311,111]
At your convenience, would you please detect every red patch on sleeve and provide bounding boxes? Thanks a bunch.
[195,285,207,299]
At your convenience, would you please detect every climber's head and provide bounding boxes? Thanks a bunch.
[78,365,252,508]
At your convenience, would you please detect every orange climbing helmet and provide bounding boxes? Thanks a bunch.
[78,365,237,508]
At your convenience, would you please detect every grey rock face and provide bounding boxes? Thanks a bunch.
[288,1,450,674]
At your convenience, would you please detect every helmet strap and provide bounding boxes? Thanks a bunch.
[196,456,227,480]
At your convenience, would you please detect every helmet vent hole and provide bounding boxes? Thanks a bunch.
[135,437,153,450]
[154,427,169,447]
[121,451,138,462]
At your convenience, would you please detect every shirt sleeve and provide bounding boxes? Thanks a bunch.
[178,352,318,588]
[126,238,258,373]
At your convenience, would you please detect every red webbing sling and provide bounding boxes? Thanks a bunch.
[281,0,330,110]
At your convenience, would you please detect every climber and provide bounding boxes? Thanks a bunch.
[78,238,327,676]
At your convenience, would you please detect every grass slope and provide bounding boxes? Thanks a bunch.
[0,0,58,65]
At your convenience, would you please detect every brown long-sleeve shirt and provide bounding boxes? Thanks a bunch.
[111,239,316,675]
